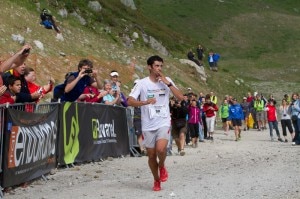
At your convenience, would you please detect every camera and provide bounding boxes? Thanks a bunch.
[37,87,43,94]
[84,69,93,73]
[22,48,30,55]
[283,114,286,117]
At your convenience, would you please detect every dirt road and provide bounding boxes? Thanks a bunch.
[4,128,300,199]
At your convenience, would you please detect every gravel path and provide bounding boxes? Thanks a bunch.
[4,127,300,199]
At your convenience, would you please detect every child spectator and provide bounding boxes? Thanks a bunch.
[0,76,21,104]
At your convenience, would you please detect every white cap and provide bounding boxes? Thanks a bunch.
[187,87,192,90]
[110,71,119,77]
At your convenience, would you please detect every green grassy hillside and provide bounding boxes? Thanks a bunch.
[138,0,300,98]
[1,0,299,103]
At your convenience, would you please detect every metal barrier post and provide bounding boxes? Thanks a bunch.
[0,105,6,198]
[126,108,141,157]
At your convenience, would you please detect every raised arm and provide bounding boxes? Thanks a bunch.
[0,44,31,73]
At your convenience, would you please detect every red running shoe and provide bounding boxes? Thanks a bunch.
[159,166,168,182]
[152,180,161,191]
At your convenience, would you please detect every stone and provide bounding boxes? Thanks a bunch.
[120,0,137,10]
[11,34,25,45]
[58,8,68,18]
[88,1,102,12]
[33,40,44,51]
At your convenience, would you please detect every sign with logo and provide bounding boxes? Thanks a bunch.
[2,107,58,188]
[58,103,129,165]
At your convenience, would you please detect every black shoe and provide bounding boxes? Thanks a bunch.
[210,137,214,141]
[285,139,288,143]
[278,138,284,142]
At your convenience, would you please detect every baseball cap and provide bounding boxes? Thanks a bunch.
[110,71,119,77]
[243,97,247,100]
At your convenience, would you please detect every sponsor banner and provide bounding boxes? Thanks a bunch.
[58,103,129,165]
[2,107,58,188]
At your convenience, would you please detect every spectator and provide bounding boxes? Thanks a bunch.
[40,8,63,40]
[254,94,265,131]
[187,49,202,66]
[24,67,54,102]
[246,92,254,103]
[283,94,291,104]
[219,98,230,135]
[241,96,250,131]
[61,59,102,102]
[77,85,104,103]
[188,99,201,148]
[0,44,31,99]
[170,97,188,156]
[102,79,120,105]
[203,94,218,140]
[200,97,208,139]
[0,76,21,104]
[207,50,220,71]
[110,70,128,107]
[279,98,294,142]
[265,99,284,142]
[288,93,300,145]
[2,45,41,103]
[196,44,204,62]
[228,98,244,141]
[210,91,218,104]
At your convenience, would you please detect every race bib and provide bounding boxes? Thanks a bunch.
[149,105,168,119]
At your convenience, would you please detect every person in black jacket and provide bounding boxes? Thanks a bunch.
[170,97,188,156]
[187,49,202,66]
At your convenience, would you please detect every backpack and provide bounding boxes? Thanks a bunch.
[51,72,73,102]
[51,83,65,102]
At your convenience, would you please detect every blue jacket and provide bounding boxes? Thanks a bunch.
[288,99,300,119]
[207,53,220,63]
[61,72,93,102]
[228,103,244,120]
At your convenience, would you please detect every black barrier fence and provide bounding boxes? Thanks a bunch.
[0,102,131,189]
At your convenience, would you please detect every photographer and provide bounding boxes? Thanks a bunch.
[61,59,102,102]
[1,44,42,103]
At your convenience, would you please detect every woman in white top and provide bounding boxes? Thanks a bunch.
[279,99,294,142]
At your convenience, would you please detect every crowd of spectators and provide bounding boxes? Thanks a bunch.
[167,90,300,156]
[0,44,128,108]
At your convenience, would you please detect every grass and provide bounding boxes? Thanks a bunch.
[1,0,299,103]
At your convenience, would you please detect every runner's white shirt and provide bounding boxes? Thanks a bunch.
[129,76,175,131]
